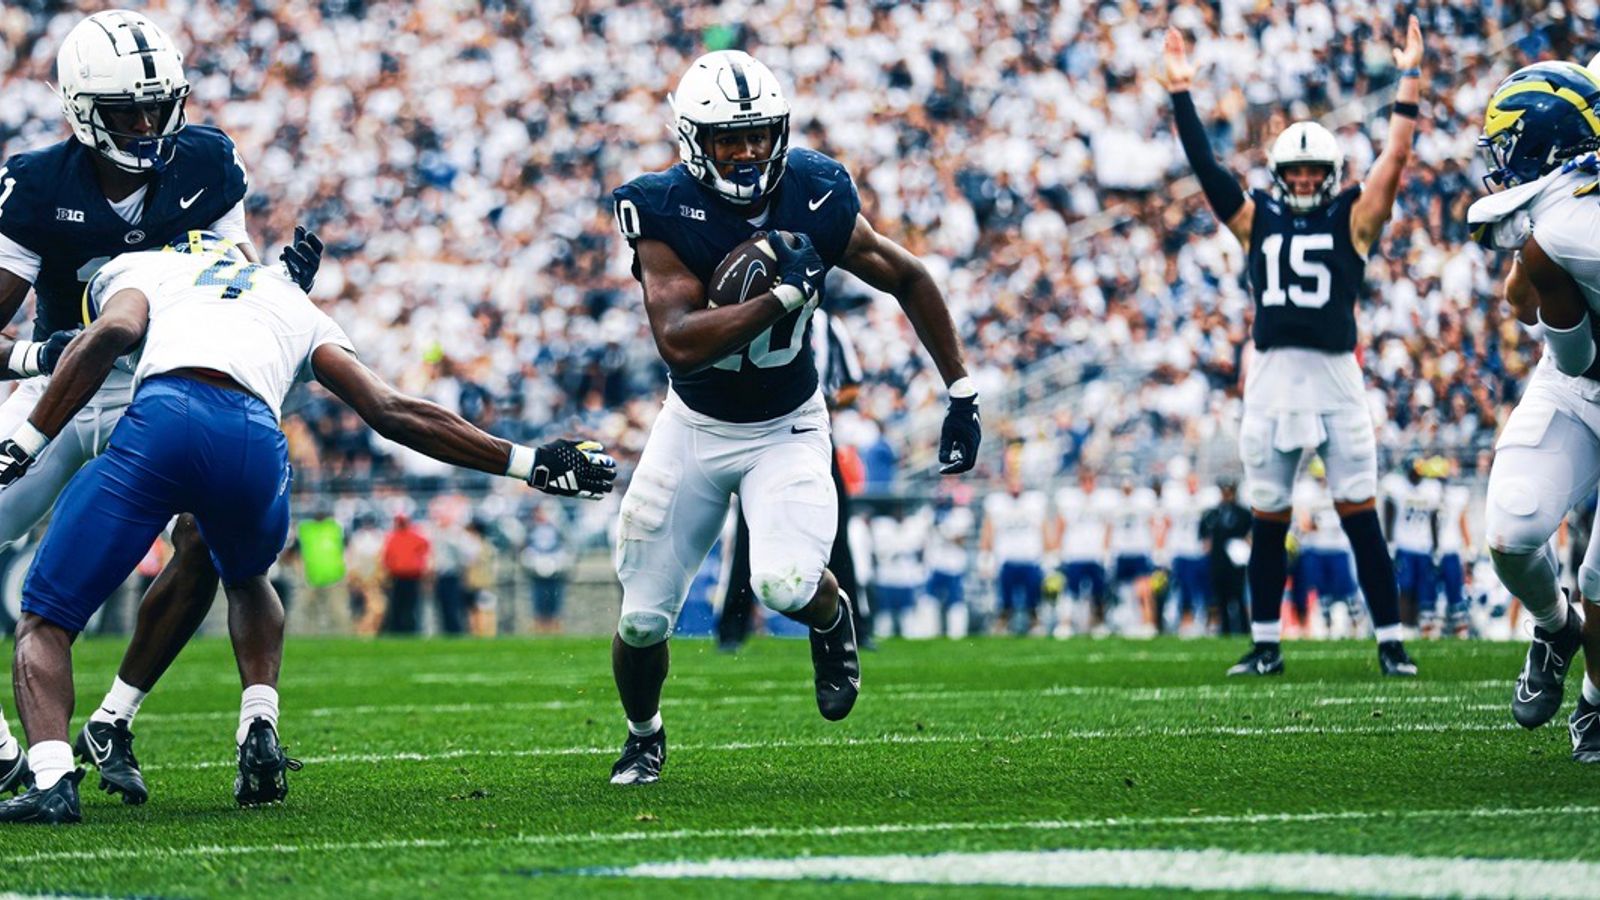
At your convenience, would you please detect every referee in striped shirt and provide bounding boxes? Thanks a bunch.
[718,309,869,649]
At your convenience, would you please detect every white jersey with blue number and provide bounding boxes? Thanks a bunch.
[88,251,353,422]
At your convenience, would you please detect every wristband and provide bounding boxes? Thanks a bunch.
[771,283,808,312]
[948,376,977,400]
[6,341,40,378]
[506,443,535,481]
[12,421,48,456]
[1399,68,1421,79]
[1392,101,1419,119]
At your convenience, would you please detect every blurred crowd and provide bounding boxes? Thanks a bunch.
[3,2,1600,634]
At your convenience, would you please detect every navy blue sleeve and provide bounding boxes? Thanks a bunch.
[0,153,44,255]
[215,129,250,208]
[612,178,674,246]
[795,152,861,267]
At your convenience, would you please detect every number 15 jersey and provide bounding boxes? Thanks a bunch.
[1244,185,1369,414]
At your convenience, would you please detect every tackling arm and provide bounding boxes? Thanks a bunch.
[637,238,793,376]
[1350,16,1424,256]
[26,289,148,439]
[1519,236,1595,376]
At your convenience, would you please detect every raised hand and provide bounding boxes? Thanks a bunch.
[1393,14,1423,72]
[1160,27,1195,93]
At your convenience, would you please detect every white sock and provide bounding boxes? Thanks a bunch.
[28,740,73,790]
[1251,621,1281,644]
[0,706,14,757]
[1374,624,1405,644]
[90,677,148,726]
[237,684,280,746]
[1585,674,1600,708]
[627,712,662,737]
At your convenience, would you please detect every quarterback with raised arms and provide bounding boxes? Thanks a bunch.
[607,50,979,785]
[1163,19,1424,679]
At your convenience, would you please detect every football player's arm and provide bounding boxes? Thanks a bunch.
[839,215,967,386]
[636,238,791,376]
[1350,16,1423,256]
[26,289,149,439]
[0,269,36,379]
[1520,236,1595,376]
[1162,27,1253,245]
[310,344,615,497]
[1505,255,1540,327]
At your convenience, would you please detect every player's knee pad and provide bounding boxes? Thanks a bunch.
[1484,476,1558,556]
[1243,475,1291,514]
[750,566,822,614]
[616,609,673,647]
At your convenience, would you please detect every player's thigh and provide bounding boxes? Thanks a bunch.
[614,413,732,642]
[193,424,291,586]
[1485,390,1600,555]
[1239,409,1301,513]
[1318,408,1378,504]
[22,451,176,633]
[738,426,837,613]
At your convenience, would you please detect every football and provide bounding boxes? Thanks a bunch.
[707,234,779,307]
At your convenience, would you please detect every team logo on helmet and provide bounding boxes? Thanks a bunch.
[1478,61,1600,190]
[56,10,191,173]
[669,51,791,206]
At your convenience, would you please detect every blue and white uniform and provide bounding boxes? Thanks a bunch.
[985,489,1048,616]
[1056,484,1114,604]
[20,250,351,633]
[1162,480,1216,625]
[611,149,861,635]
[1294,477,1357,603]
[926,503,974,609]
[1391,477,1441,605]
[871,512,927,617]
[0,127,250,548]
[1110,485,1158,586]
[1435,482,1471,621]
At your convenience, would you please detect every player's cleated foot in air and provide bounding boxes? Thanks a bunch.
[810,594,861,721]
[234,718,302,807]
[1378,641,1419,677]
[0,769,82,825]
[1571,697,1600,763]
[75,719,148,805]
[0,748,31,796]
[610,726,666,785]
[1227,642,1284,677]
[1512,614,1583,730]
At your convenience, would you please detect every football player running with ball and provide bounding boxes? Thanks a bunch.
[608,51,979,784]
[1466,61,1600,754]
[1162,19,1423,678]
[0,10,322,802]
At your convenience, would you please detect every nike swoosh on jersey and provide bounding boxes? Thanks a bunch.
[805,267,821,277]
[808,191,834,211]
[179,188,206,209]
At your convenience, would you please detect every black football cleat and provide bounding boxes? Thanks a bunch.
[609,726,666,785]
[809,594,861,721]
[75,719,148,805]
[234,718,302,807]
[1378,641,1419,677]
[1227,642,1284,677]
[1571,697,1600,763]
[1512,613,1584,730]
[0,769,82,825]
[0,748,30,796]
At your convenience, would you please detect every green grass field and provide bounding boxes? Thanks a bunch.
[0,636,1594,898]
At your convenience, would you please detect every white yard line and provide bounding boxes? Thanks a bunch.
[5,804,1598,867]
[139,719,1521,771]
[598,847,1600,898]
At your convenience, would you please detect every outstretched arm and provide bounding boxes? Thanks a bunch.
[1350,15,1424,256]
[311,344,616,498]
[28,289,149,439]
[1162,27,1254,245]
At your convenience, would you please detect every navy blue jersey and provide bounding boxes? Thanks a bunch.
[1246,185,1367,354]
[0,125,249,339]
[613,147,861,423]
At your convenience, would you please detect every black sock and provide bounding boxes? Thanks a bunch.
[1339,508,1401,631]
[1248,516,1291,637]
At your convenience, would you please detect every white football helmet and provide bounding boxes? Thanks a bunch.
[1268,121,1342,212]
[57,10,190,173]
[670,50,790,206]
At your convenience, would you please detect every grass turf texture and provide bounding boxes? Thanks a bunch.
[0,636,1592,898]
